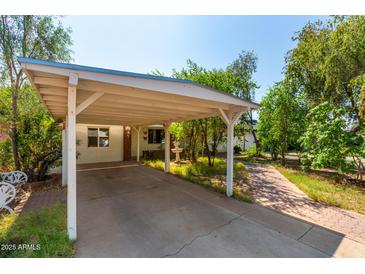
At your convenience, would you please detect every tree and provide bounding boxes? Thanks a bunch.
[172,60,233,166]
[301,103,365,180]
[0,85,62,181]
[229,51,260,151]
[170,52,259,166]
[257,82,305,164]
[0,15,72,170]
[286,16,365,131]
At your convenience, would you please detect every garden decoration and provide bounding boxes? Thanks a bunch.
[1,171,28,186]
[0,182,16,214]
[171,141,183,163]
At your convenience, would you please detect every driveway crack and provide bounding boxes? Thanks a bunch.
[160,213,242,258]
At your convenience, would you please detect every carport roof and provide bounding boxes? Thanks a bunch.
[19,57,259,126]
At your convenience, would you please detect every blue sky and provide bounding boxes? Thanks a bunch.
[61,16,327,103]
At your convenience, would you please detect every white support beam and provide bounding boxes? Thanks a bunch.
[219,108,230,125]
[164,123,170,173]
[67,73,78,241]
[76,92,104,115]
[132,126,141,162]
[226,122,234,197]
[232,111,244,125]
[61,121,67,186]
[218,109,245,197]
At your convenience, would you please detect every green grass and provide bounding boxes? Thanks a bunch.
[274,164,365,215]
[0,204,74,257]
[144,157,253,203]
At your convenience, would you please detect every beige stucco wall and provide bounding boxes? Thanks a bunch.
[76,124,124,164]
[131,125,163,157]
[76,124,164,164]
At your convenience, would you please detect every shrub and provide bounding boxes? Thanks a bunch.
[234,145,242,154]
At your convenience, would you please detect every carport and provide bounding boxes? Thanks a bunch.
[19,57,259,241]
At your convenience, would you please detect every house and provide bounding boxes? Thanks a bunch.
[76,124,165,164]
[18,57,259,240]
[77,120,256,164]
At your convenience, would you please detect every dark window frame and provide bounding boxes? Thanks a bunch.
[88,127,110,148]
[148,128,164,144]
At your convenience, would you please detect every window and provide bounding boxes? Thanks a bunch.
[88,128,109,148]
[148,129,164,144]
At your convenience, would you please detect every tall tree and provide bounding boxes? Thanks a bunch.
[257,82,305,164]
[172,60,234,166]
[0,15,72,170]
[286,16,365,131]
[229,51,260,150]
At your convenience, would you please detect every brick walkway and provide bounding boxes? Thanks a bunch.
[21,189,66,214]
[246,162,365,244]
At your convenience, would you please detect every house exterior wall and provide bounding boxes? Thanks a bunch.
[76,124,164,164]
[131,125,163,157]
[76,124,124,164]
[76,123,255,164]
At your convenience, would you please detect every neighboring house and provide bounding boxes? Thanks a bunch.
[76,124,164,164]
[217,119,257,152]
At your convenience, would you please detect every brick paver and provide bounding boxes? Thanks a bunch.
[21,189,66,214]
[246,162,365,244]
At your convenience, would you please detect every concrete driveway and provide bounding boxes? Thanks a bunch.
[75,163,364,257]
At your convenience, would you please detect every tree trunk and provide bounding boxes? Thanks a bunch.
[10,86,21,170]
[200,119,213,166]
[247,110,260,152]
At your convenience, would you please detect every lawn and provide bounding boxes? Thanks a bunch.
[144,157,253,203]
[274,164,365,215]
[0,204,74,257]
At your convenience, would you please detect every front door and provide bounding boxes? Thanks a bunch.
[123,126,132,161]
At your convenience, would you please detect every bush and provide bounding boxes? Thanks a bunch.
[234,145,242,154]
[0,86,62,181]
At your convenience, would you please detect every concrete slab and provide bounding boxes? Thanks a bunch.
[299,226,365,258]
[173,217,328,258]
[75,164,364,257]
[240,204,313,240]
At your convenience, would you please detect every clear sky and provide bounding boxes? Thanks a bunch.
[61,16,327,103]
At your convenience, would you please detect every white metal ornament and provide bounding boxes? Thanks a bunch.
[1,171,28,186]
[0,182,16,214]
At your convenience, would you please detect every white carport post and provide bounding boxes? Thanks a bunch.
[164,123,170,173]
[132,126,141,162]
[67,73,78,241]
[219,109,244,197]
[61,120,67,186]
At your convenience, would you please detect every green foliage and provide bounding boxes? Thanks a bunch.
[0,16,72,82]
[242,147,260,159]
[300,103,365,178]
[259,16,365,180]
[234,145,242,154]
[0,15,72,172]
[228,50,259,101]
[0,204,74,257]
[169,122,184,142]
[286,16,365,126]
[144,157,253,203]
[169,51,259,166]
[0,85,61,181]
[257,82,305,164]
